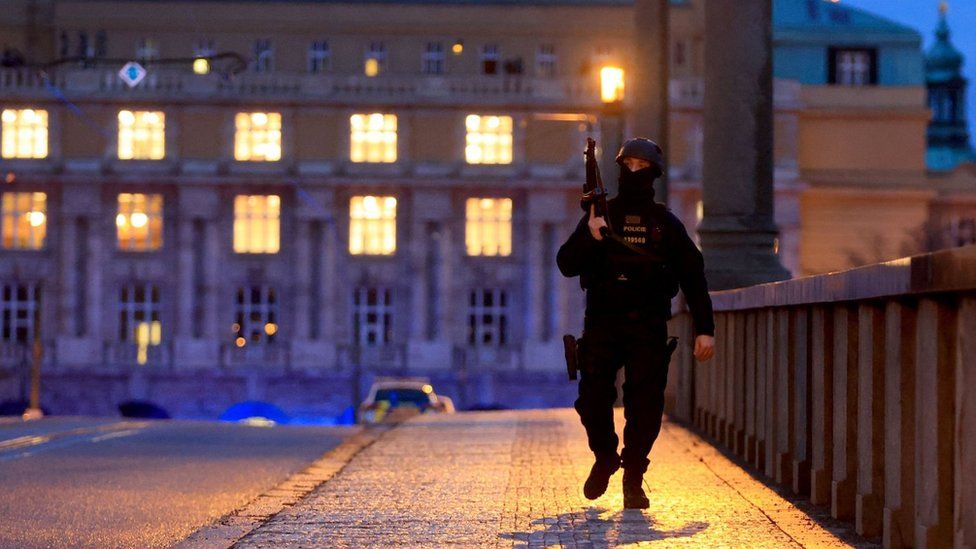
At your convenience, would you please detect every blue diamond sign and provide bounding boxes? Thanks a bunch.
[118,62,147,88]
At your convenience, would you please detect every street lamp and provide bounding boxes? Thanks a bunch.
[600,66,625,104]
[599,65,626,195]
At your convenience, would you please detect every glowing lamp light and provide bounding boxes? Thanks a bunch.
[600,66,625,104]
[235,337,246,348]
[364,58,379,77]
[264,322,278,336]
[130,212,149,228]
[193,57,210,75]
[422,384,433,394]
[26,211,45,227]
[452,40,464,55]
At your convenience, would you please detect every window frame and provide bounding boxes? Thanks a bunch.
[827,47,877,86]
[1,191,47,250]
[467,288,509,347]
[464,114,514,165]
[422,41,445,75]
[118,282,161,344]
[233,285,279,347]
[1,108,49,160]
[352,286,393,346]
[0,283,41,344]
[465,197,513,257]
[233,194,281,254]
[348,195,397,256]
[536,43,558,78]
[308,40,332,74]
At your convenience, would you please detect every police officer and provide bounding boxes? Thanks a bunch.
[556,137,715,509]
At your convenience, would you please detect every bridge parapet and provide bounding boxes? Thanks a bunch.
[667,244,976,548]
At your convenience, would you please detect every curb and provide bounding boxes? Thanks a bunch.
[172,424,394,549]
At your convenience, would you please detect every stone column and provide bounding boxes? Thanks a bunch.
[700,0,790,289]
[84,214,104,340]
[856,303,885,537]
[293,220,312,341]
[58,217,78,336]
[175,219,195,339]
[633,0,670,204]
[883,300,916,549]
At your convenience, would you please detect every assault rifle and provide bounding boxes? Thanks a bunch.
[580,138,648,256]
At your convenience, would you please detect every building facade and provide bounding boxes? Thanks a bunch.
[0,0,969,418]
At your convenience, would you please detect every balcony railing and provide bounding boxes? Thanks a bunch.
[0,67,604,107]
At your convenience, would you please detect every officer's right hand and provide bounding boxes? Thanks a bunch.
[588,204,607,241]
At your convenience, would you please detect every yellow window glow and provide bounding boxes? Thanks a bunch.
[465,198,513,256]
[350,113,397,163]
[600,66,625,103]
[465,114,513,165]
[117,193,163,251]
[1,192,46,249]
[118,110,165,160]
[234,194,281,253]
[234,112,282,162]
[349,195,396,255]
[1,109,48,159]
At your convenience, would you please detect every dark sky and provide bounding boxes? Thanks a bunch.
[841,0,976,147]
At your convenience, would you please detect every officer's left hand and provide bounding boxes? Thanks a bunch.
[694,335,715,362]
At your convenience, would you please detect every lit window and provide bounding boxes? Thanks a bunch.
[481,44,499,75]
[1,192,46,250]
[1,283,40,344]
[1,109,48,159]
[364,42,386,77]
[254,38,273,73]
[468,289,508,347]
[119,283,161,365]
[353,287,392,346]
[349,195,396,255]
[465,198,512,257]
[117,193,163,251]
[350,113,397,163]
[233,194,280,254]
[309,40,331,73]
[422,42,445,74]
[234,286,278,346]
[536,43,557,78]
[118,110,165,160]
[234,112,282,162]
[465,115,513,165]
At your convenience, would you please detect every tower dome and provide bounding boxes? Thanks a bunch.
[925,2,964,84]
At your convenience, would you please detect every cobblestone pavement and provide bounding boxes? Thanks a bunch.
[233,409,874,548]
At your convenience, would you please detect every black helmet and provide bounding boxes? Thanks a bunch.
[615,137,665,177]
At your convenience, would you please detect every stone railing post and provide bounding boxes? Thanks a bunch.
[792,307,811,496]
[956,297,976,548]
[914,298,956,548]
[883,299,917,549]
[832,305,858,521]
[856,303,885,537]
[810,305,834,506]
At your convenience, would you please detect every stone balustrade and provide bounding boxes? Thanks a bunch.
[0,67,603,107]
[666,244,976,548]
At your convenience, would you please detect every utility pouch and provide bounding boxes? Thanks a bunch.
[563,334,581,381]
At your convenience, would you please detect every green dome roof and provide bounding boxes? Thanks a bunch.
[926,4,965,84]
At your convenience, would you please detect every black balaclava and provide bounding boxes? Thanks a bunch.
[617,165,657,201]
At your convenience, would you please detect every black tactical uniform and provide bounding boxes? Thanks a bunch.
[556,138,714,507]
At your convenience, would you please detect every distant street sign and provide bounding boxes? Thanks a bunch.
[118,62,147,88]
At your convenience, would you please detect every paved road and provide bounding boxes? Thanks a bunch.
[235,408,877,548]
[0,416,353,549]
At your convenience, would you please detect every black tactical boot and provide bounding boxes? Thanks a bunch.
[622,469,649,509]
[583,453,620,500]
